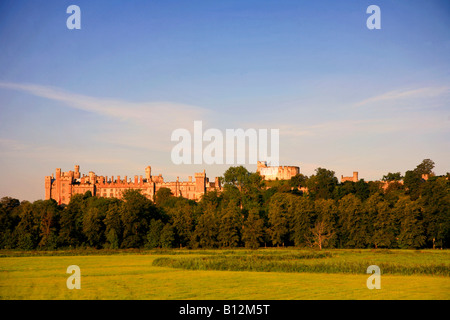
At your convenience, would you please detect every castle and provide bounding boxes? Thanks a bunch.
[45,165,222,205]
[341,172,359,183]
[256,161,299,181]
[45,163,387,205]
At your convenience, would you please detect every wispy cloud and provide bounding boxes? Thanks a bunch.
[0,82,210,130]
[353,86,450,108]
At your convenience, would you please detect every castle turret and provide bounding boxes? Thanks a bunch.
[145,166,151,181]
[195,170,206,197]
[45,176,52,200]
[74,165,80,179]
[89,171,95,183]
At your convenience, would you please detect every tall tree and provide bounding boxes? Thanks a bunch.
[395,198,426,249]
[191,204,219,248]
[290,197,314,247]
[366,194,395,249]
[420,177,450,248]
[146,219,164,249]
[382,172,403,181]
[223,166,251,192]
[120,189,159,248]
[218,200,242,248]
[34,199,60,249]
[160,224,175,248]
[154,187,174,207]
[14,201,39,250]
[307,168,338,200]
[242,208,264,249]
[104,201,122,249]
[167,198,197,248]
[58,194,85,247]
[308,220,334,250]
[338,194,368,248]
[414,159,435,176]
[312,199,338,248]
[267,193,293,247]
[0,197,21,249]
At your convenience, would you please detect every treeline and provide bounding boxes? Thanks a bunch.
[1,159,449,250]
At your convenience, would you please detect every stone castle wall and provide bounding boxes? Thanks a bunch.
[45,165,221,205]
[256,161,299,181]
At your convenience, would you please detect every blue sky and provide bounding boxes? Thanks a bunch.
[0,0,449,201]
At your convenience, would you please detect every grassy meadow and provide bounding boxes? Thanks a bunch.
[0,248,449,300]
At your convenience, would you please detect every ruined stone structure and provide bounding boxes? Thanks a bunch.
[341,172,359,183]
[256,161,299,181]
[45,165,221,205]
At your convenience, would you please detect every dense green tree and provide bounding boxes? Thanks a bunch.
[414,159,435,176]
[154,187,174,207]
[290,197,314,247]
[217,200,242,248]
[338,194,368,248]
[395,198,426,249]
[366,194,395,248]
[382,172,403,181]
[103,201,122,249]
[160,224,175,248]
[191,204,219,248]
[420,177,450,248]
[223,166,251,191]
[312,199,338,248]
[33,199,60,249]
[242,209,264,249]
[267,193,293,246]
[146,219,164,249]
[307,168,338,200]
[120,189,159,248]
[166,197,197,248]
[14,201,39,250]
[403,170,423,201]
[289,173,308,189]
[58,194,86,247]
[0,197,21,248]
[355,179,370,201]
[334,181,356,200]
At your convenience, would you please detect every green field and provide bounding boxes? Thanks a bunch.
[1,249,449,300]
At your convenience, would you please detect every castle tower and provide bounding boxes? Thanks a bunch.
[353,172,359,182]
[195,170,206,199]
[55,168,61,204]
[74,165,80,179]
[145,166,151,181]
[89,171,95,183]
[44,176,52,200]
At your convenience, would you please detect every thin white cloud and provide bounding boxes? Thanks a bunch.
[0,81,210,130]
[353,86,450,108]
